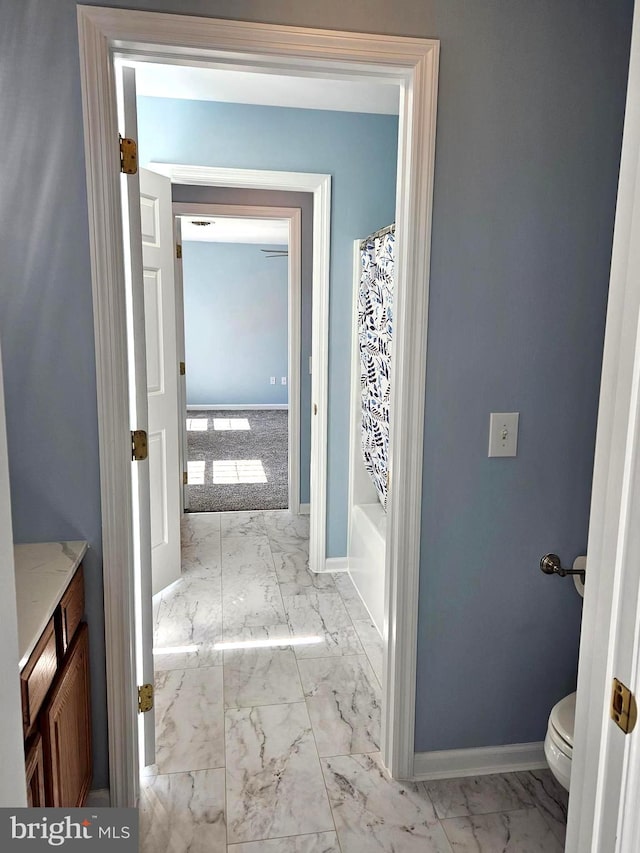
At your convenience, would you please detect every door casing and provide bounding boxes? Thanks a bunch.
[77,4,440,806]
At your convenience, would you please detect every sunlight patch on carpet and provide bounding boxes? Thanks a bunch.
[187,418,208,431]
[187,460,206,484]
[212,459,267,484]
[213,418,251,431]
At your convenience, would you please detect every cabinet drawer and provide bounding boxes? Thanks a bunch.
[21,618,57,733]
[58,566,84,656]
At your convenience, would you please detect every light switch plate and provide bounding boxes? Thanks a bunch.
[488,412,519,457]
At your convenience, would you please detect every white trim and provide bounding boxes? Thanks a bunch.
[187,404,289,411]
[382,36,440,781]
[76,5,439,804]
[160,167,329,564]
[172,201,301,513]
[299,502,310,515]
[77,8,139,808]
[324,556,349,572]
[0,346,27,807]
[413,743,547,782]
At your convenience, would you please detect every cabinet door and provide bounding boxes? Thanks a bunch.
[42,623,92,807]
[25,734,45,807]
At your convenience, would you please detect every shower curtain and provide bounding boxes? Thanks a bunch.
[358,227,394,510]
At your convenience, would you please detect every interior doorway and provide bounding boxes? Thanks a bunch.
[77,6,440,807]
[171,204,303,516]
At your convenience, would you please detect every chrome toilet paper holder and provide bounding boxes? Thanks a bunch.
[540,553,586,584]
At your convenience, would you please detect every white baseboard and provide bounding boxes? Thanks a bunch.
[299,503,310,515]
[318,556,349,573]
[412,742,547,781]
[187,404,289,410]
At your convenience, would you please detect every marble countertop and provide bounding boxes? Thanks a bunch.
[14,541,88,670]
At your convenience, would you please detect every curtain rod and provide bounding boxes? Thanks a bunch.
[359,222,395,250]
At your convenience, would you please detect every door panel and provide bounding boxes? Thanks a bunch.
[140,167,182,596]
[143,268,163,394]
[140,194,159,245]
[148,430,167,550]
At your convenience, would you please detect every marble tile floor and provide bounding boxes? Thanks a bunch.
[141,510,568,852]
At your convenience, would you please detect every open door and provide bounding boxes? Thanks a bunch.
[139,168,182,594]
[567,4,640,850]
[117,65,156,772]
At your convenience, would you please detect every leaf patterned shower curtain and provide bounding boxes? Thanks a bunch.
[358,228,394,510]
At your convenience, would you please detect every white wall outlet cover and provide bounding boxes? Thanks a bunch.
[488,412,519,457]
[270,376,276,385]
[281,376,287,385]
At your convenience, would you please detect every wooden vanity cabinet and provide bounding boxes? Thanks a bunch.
[42,622,92,807]
[21,563,92,806]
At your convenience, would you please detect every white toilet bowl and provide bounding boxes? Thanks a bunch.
[545,691,576,791]
[543,555,584,792]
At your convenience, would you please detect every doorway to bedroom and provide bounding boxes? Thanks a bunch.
[178,214,292,513]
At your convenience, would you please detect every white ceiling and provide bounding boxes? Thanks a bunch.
[131,61,399,115]
[180,216,289,245]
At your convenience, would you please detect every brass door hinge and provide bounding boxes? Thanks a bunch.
[180,361,186,376]
[176,244,182,259]
[138,683,154,714]
[119,135,138,174]
[611,677,637,734]
[131,429,148,461]
[183,471,188,486]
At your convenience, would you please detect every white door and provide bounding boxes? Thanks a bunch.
[173,216,189,511]
[567,4,640,850]
[139,168,182,595]
[118,66,155,770]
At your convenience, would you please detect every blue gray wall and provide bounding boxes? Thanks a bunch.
[137,95,399,555]
[183,241,289,406]
[0,1,633,786]
[415,3,633,752]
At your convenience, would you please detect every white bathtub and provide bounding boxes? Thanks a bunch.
[348,502,386,632]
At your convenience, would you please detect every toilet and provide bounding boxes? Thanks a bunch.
[543,556,585,791]
[544,691,576,791]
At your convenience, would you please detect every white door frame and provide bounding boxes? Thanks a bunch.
[77,5,439,806]
[566,3,640,848]
[0,343,28,807]
[158,167,329,554]
[171,200,303,514]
